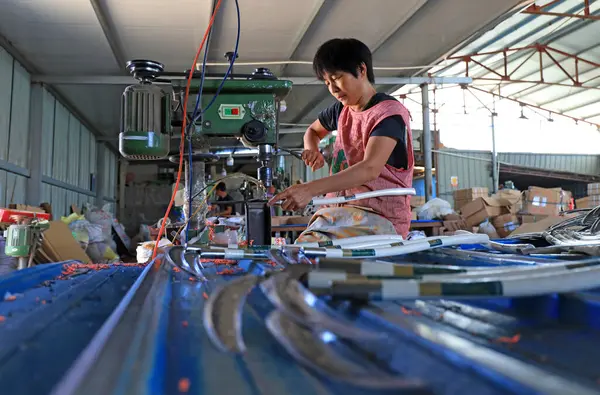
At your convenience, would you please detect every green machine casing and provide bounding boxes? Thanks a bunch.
[174,78,292,145]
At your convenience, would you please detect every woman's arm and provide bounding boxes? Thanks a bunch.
[269,136,397,211]
[302,119,330,170]
[309,135,397,195]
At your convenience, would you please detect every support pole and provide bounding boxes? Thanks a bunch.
[96,142,106,207]
[421,84,432,202]
[26,84,43,206]
[491,113,499,193]
[118,158,127,220]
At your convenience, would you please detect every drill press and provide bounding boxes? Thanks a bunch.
[119,59,292,244]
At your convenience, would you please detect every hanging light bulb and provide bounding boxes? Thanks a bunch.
[226,155,234,167]
[518,103,528,120]
[221,168,227,177]
[547,111,554,122]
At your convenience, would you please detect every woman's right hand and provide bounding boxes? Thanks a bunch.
[302,149,325,171]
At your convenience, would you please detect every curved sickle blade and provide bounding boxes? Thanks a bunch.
[260,272,383,341]
[265,310,426,390]
[203,274,262,353]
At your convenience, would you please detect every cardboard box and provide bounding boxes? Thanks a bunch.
[492,189,522,214]
[454,198,473,211]
[519,214,548,224]
[522,187,563,216]
[410,196,426,208]
[491,214,520,238]
[459,197,511,227]
[454,187,489,210]
[588,183,600,196]
[510,213,577,236]
[411,210,418,221]
[576,196,600,209]
[453,187,489,200]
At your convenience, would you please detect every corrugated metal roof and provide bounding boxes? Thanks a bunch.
[431,0,600,126]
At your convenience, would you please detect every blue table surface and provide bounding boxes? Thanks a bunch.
[1,255,600,395]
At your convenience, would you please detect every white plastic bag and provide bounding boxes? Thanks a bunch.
[416,198,453,220]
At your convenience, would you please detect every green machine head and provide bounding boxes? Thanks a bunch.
[173,67,292,148]
[119,60,172,160]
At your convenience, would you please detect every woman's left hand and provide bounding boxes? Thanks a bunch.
[268,183,314,211]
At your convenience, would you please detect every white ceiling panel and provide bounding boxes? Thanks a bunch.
[102,0,214,71]
[284,0,427,77]
[374,0,528,67]
[209,0,325,63]
[0,0,118,74]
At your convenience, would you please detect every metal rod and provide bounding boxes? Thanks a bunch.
[421,83,432,202]
[30,75,473,86]
[491,112,498,193]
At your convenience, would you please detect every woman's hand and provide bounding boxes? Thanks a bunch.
[302,149,325,171]
[268,183,315,211]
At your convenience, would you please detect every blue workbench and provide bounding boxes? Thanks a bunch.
[1,255,600,395]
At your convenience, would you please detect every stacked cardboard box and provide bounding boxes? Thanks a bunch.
[521,186,564,216]
[453,187,489,210]
[457,189,523,238]
[459,196,511,227]
[576,183,600,209]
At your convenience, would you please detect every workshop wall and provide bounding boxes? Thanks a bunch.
[0,46,118,218]
[437,149,600,208]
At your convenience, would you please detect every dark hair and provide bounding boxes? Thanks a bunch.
[313,38,375,84]
[216,182,226,192]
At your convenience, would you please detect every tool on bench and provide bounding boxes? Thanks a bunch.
[4,217,49,270]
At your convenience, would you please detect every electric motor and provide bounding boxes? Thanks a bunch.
[119,60,172,160]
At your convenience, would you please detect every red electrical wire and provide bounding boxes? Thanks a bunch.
[151,0,223,260]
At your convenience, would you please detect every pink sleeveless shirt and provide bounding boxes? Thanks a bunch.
[326,99,414,237]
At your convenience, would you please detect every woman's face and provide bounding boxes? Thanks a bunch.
[321,65,367,106]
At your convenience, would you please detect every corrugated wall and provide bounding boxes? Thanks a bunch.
[437,149,600,207]
[498,153,600,175]
[436,150,494,207]
[0,45,118,218]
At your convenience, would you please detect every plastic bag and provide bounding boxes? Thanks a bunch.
[86,242,120,264]
[478,220,499,239]
[136,239,172,263]
[416,198,453,220]
[84,203,117,251]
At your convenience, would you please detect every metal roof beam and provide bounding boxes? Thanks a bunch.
[89,0,127,71]
[277,0,326,77]
[469,85,599,128]
[457,7,600,91]
[31,75,472,86]
[290,0,428,124]
[522,0,600,21]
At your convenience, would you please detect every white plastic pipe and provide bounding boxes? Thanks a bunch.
[311,188,416,205]
[303,234,490,259]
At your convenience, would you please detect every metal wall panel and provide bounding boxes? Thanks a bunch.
[436,150,493,208]
[103,150,117,199]
[0,170,6,207]
[51,185,67,219]
[41,182,51,204]
[5,173,26,206]
[41,89,55,177]
[90,137,97,190]
[0,49,12,162]
[79,127,91,190]
[67,114,80,186]
[499,153,600,175]
[8,61,30,168]
[52,102,69,182]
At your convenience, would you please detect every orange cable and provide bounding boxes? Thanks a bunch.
[152,0,223,260]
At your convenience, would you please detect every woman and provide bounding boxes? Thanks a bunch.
[269,38,414,242]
